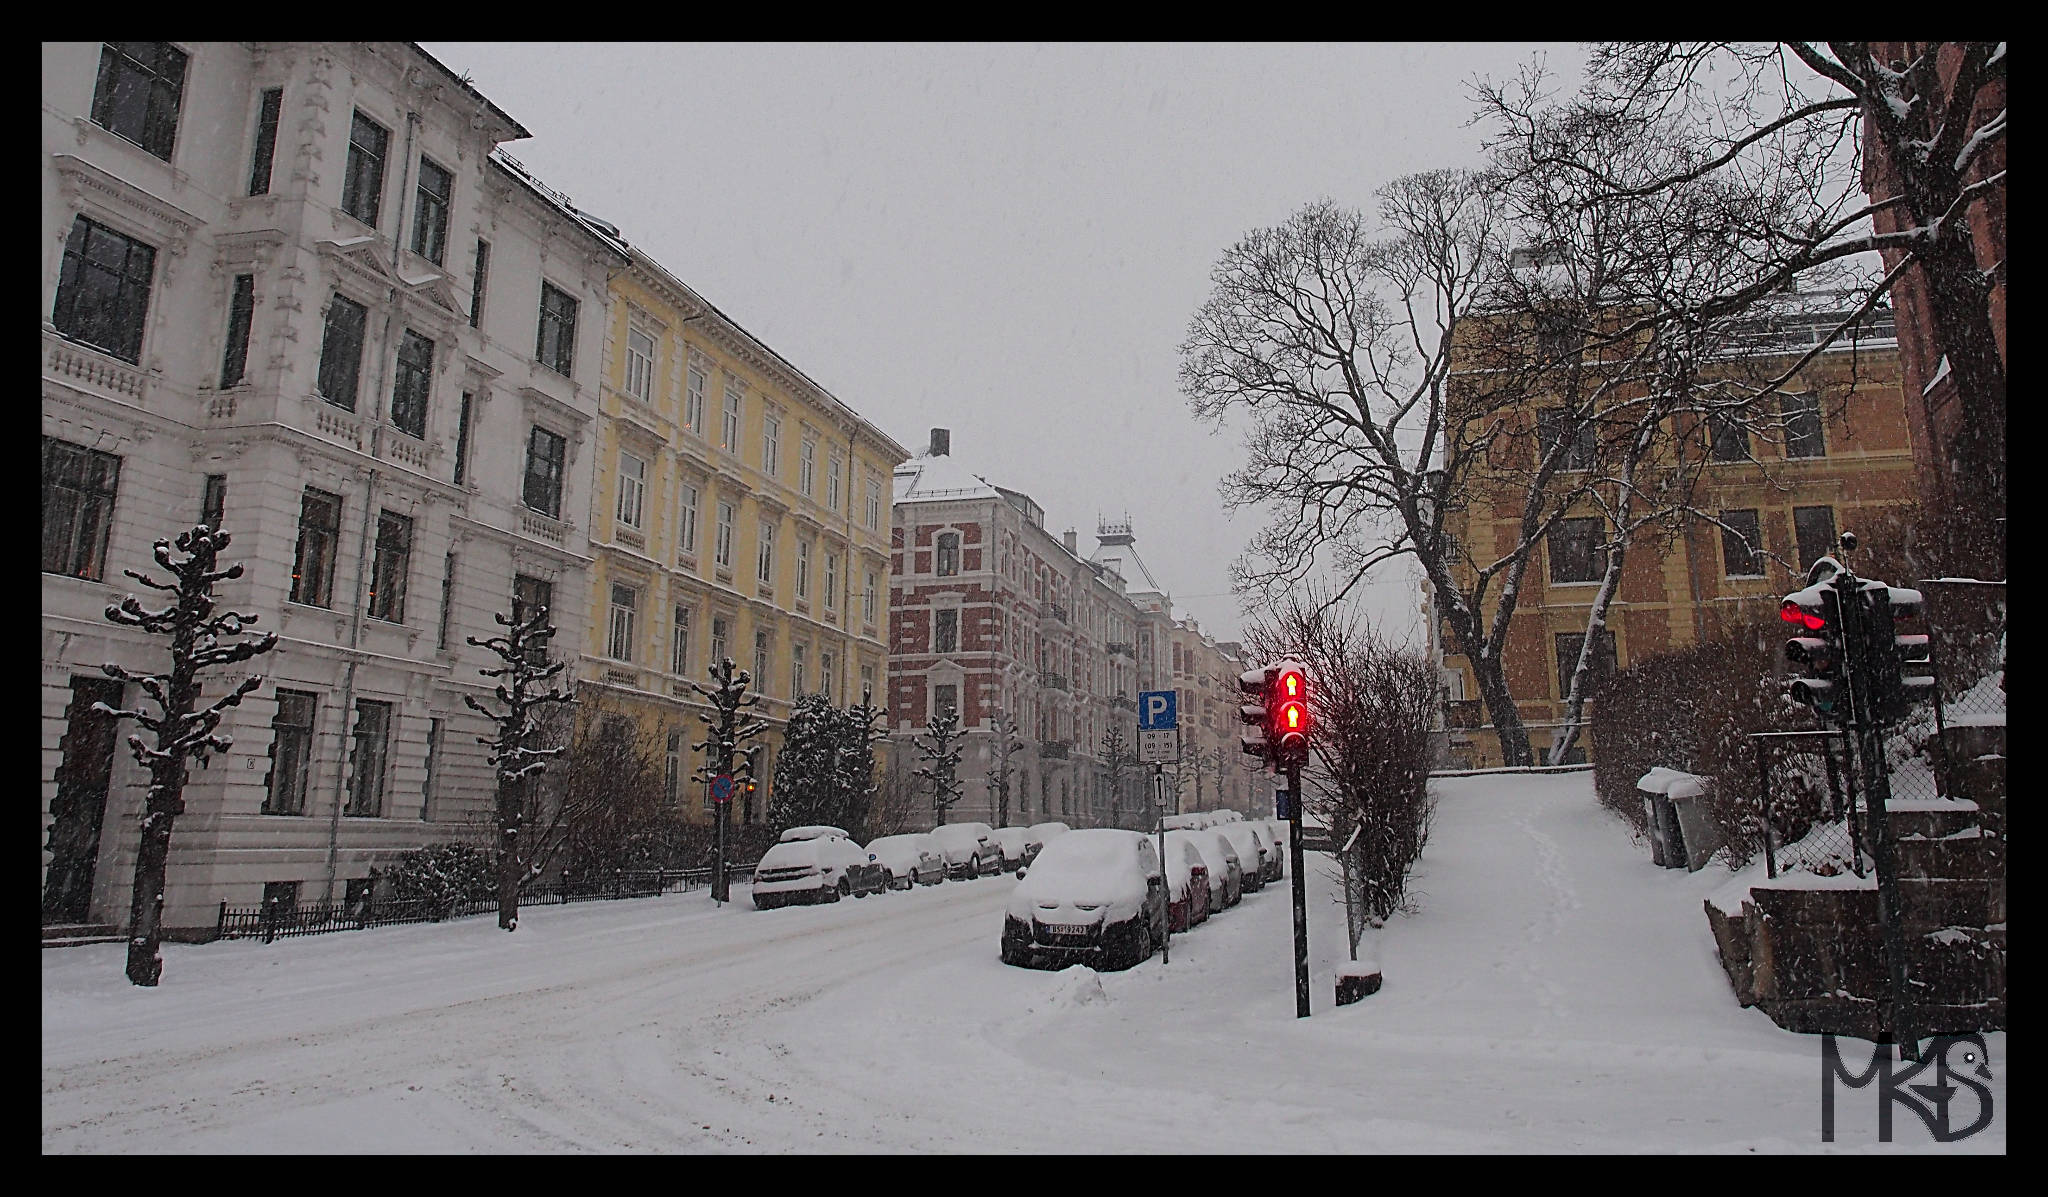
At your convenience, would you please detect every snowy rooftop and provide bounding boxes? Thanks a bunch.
[894,451,1004,504]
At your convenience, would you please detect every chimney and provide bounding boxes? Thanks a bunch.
[929,428,951,457]
[1063,528,1078,555]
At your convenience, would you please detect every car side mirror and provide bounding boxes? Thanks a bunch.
[869,853,877,862]
[1015,867,1027,880]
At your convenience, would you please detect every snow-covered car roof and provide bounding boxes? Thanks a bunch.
[758,839,832,868]
[1016,830,1154,905]
[779,825,850,843]
[1162,836,1205,899]
[1024,822,1070,845]
[865,833,928,851]
[1168,828,1237,874]
[991,827,1029,847]
[929,825,988,848]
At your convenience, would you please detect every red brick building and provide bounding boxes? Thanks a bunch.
[888,430,1144,828]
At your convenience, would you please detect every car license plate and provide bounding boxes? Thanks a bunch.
[1042,923,1092,937]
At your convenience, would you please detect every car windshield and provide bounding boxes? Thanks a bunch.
[758,841,824,868]
[1029,831,1141,887]
[868,835,916,854]
[930,826,982,850]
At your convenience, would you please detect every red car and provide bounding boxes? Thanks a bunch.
[1164,835,1210,931]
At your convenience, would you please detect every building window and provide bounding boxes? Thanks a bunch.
[608,583,638,661]
[671,605,692,676]
[1554,631,1617,700]
[866,477,883,530]
[247,86,282,196]
[1719,509,1765,578]
[762,412,781,478]
[391,329,433,439]
[860,663,875,702]
[453,393,474,486]
[825,552,840,610]
[678,482,700,557]
[90,41,187,161]
[796,539,811,600]
[513,574,552,664]
[346,699,392,817]
[368,511,412,623]
[935,608,959,654]
[827,456,842,511]
[754,630,771,694]
[1783,392,1826,459]
[409,156,453,265]
[757,519,776,586]
[1536,407,1596,472]
[1706,411,1751,463]
[341,109,390,228]
[685,364,707,436]
[617,452,646,529]
[792,643,807,696]
[523,426,566,518]
[317,293,368,410]
[537,282,578,377]
[863,571,878,626]
[721,385,742,453]
[263,689,316,815]
[422,718,443,822]
[41,437,121,582]
[220,273,255,389]
[436,551,456,649]
[711,616,729,669]
[625,326,657,404]
[1547,516,1606,585]
[53,216,156,365]
[800,436,816,497]
[934,684,957,719]
[936,532,960,577]
[469,239,489,330]
[666,730,682,807]
[200,473,227,532]
[714,501,734,569]
[1793,506,1838,573]
[821,653,835,701]
[290,488,341,607]
[262,880,301,917]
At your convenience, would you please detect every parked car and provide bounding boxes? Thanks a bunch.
[1264,819,1288,879]
[1162,835,1210,932]
[1171,827,1242,910]
[1161,813,1205,832]
[753,829,888,908]
[930,823,998,879]
[866,833,946,889]
[1217,822,1267,893]
[1250,823,1282,883]
[990,826,1032,872]
[1025,822,1070,856]
[1001,829,1169,971]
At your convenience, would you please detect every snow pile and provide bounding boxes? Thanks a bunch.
[1026,965,1110,1015]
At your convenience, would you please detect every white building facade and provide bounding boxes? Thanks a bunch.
[41,41,621,936]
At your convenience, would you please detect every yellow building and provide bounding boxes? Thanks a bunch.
[578,234,909,824]
[1432,294,1920,769]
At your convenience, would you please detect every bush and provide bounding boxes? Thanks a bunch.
[373,842,497,908]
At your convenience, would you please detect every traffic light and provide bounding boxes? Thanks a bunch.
[1781,585,1845,722]
[1269,661,1310,768]
[1865,584,1936,725]
[1239,665,1273,765]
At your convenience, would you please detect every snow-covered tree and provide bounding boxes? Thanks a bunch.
[842,684,889,838]
[984,709,1025,828]
[97,524,278,986]
[463,605,573,931]
[913,707,964,826]
[689,655,765,900]
[769,693,848,832]
[1099,725,1133,829]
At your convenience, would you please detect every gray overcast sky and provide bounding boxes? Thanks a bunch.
[424,41,1584,643]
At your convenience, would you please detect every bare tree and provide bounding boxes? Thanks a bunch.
[1475,41,2006,576]
[984,708,1025,828]
[463,604,573,931]
[913,706,965,826]
[96,525,277,985]
[525,693,671,886]
[866,765,925,839]
[1100,725,1133,829]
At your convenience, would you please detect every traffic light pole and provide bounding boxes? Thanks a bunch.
[1287,761,1308,1018]
[1154,762,1169,966]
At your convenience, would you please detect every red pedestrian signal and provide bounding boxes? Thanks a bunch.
[1269,662,1310,767]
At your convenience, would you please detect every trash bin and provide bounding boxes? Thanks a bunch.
[1638,767,1705,870]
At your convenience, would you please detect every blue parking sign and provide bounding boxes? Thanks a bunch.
[1138,690,1177,730]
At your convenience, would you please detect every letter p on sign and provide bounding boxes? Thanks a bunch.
[1139,690,1176,730]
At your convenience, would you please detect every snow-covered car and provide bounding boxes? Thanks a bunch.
[1161,813,1205,832]
[866,833,946,889]
[1170,827,1242,910]
[1264,819,1288,879]
[1001,829,1169,971]
[1163,835,1210,932]
[1217,823,1268,893]
[930,824,998,879]
[990,827,1032,872]
[752,831,888,908]
[1025,822,1070,855]
[1248,823,1281,884]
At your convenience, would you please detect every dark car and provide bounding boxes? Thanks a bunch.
[1001,829,1169,971]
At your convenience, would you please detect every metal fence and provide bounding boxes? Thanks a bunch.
[215,863,760,944]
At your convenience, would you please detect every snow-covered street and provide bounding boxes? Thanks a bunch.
[42,771,2004,1153]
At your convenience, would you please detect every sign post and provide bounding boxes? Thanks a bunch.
[711,773,734,903]
[1138,690,1178,965]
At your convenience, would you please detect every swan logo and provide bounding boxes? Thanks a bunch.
[1821,1034,1995,1142]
